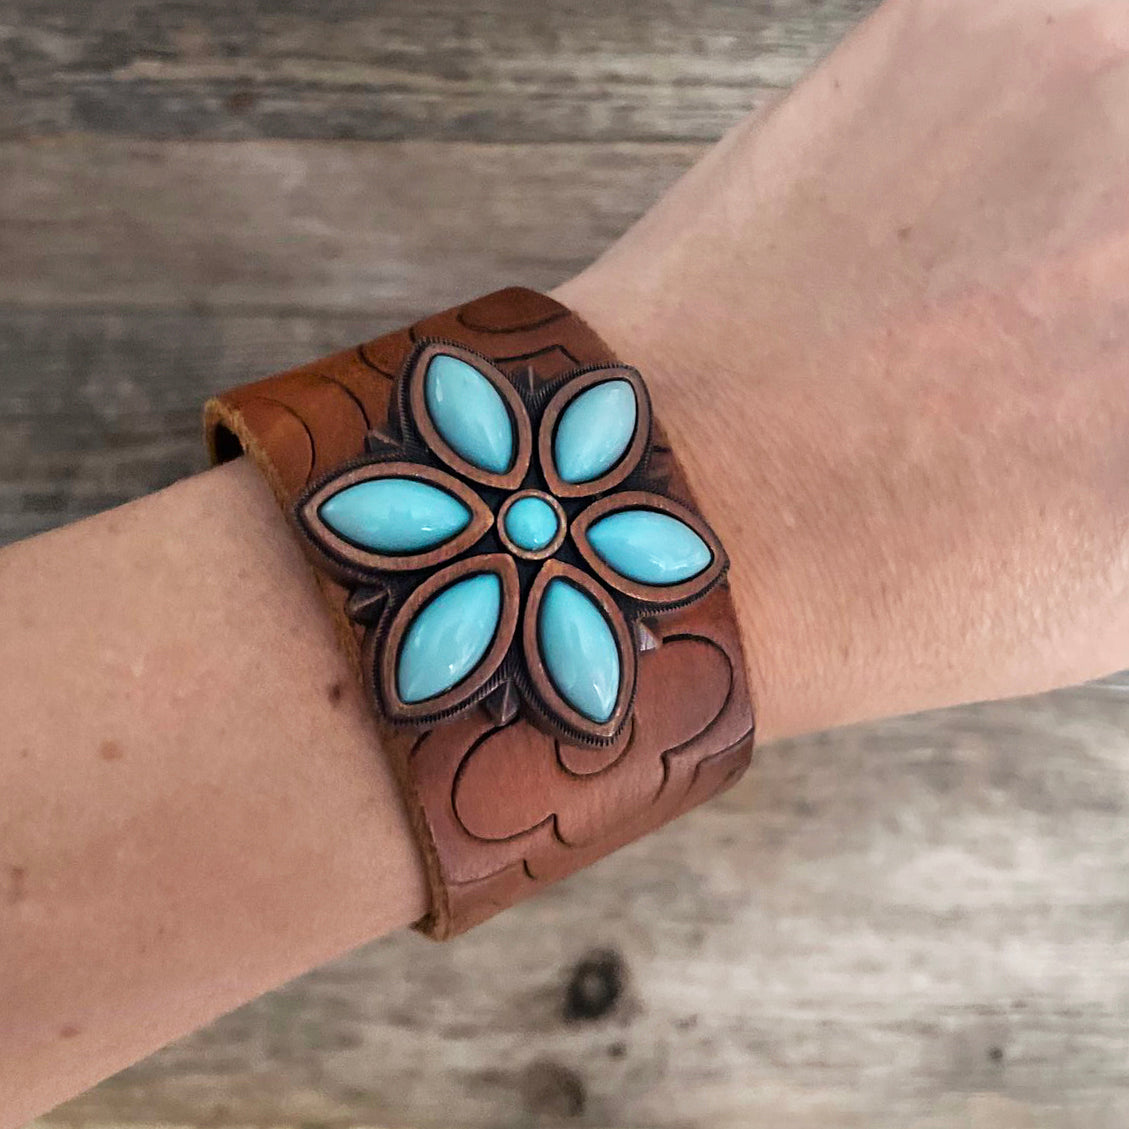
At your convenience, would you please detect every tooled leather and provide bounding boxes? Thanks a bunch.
[205,287,754,939]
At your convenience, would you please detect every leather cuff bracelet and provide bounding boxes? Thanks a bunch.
[204,287,754,939]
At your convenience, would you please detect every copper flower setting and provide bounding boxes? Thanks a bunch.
[295,340,728,745]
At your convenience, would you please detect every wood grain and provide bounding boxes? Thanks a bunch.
[0,138,699,313]
[0,140,697,544]
[30,689,1129,1129]
[0,0,876,143]
[0,307,387,544]
[5,0,1128,1126]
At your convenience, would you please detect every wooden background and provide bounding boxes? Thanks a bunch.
[5,1,1129,1126]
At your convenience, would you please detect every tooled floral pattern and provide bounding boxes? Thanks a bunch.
[407,607,754,935]
[295,338,729,745]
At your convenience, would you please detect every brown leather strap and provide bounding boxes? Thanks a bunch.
[205,287,754,938]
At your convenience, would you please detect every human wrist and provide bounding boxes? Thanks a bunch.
[551,268,858,744]
[206,289,754,936]
[554,247,1113,745]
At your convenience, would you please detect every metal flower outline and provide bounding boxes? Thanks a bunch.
[295,340,728,745]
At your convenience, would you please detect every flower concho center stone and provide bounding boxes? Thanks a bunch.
[501,491,562,558]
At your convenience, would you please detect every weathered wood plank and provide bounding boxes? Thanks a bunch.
[3,5,1127,1121]
[34,688,1129,1128]
[0,139,699,312]
[0,136,700,542]
[0,308,393,544]
[6,132,1129,1127]
[0,0,878,143]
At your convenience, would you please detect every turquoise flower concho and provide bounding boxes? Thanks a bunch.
[294,340,729,746]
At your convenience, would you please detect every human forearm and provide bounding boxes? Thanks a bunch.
[0,459,427,1127]
[7,0,1129,1118]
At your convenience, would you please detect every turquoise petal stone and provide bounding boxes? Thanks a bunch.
[538,579,620,723]
[397,573,502,703]
[588,509,712,585]
[319,478,471,553]
[425,354,515,473]
[504,495,559,551]
[553,379,637,484]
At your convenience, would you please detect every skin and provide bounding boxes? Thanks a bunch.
[4,0,1129,1120]
[560,0,1129,739]
[0,462,429,1125]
